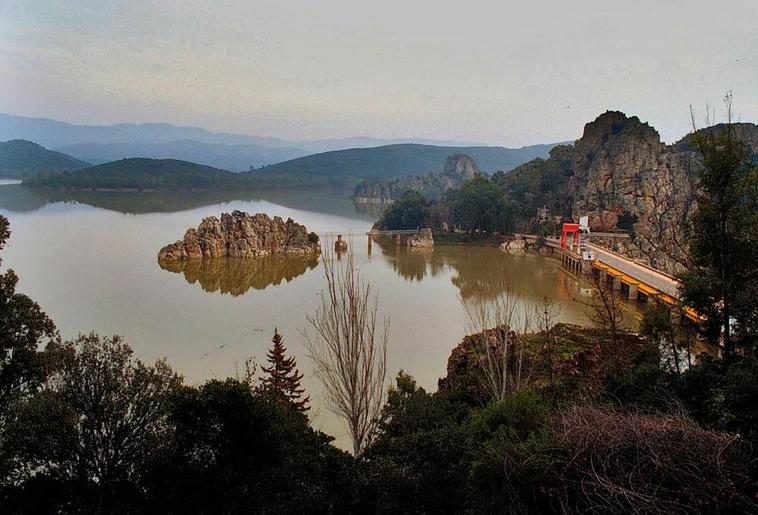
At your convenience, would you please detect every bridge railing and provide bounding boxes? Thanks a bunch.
[367,229,421,235]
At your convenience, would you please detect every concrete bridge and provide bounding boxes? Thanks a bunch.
[517,234,699,321]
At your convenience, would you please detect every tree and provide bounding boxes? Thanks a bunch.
[0,215,58,461]
[144,379,350,514]
[535,296,560,396]
[5,334,181,512]
[376,190,429,230]
[582,271,627,368]
[453,175,515,234]
[303,246,388,456]
[681,94,758,359]
[460,270,534,401]
[641,302,679,373]
[259,329,309,412]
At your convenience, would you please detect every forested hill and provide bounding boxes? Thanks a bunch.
[24,158,238,190]
[0,140,88,178]
[247,142,560,181]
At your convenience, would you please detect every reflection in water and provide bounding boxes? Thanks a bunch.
[352,200,387,220]
[0,184,49,213]
[0,185,372,219]
[374,238,583,304]
[159,255,319,296]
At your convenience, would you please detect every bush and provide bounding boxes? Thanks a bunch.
[553,406,756,513]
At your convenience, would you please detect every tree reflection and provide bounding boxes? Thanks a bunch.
[158,255,319,296]
[373,237,581,305]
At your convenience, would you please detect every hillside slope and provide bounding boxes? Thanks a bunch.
[24,158,238,190]
[0,140,88,178]
[57,140,308,171]
[248,143,559,182]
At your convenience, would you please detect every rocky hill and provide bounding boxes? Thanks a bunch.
[498,112,758,275]
[353,153,482,202]
[158,211,320,260]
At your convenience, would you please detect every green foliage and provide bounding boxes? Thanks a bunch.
[25,158,241,190]
[468,390,561,513]
[0,216,58,465]
[452,175,516,234]
[377,175,517,233]
[679,122,758,357]
[376,191,430,230]
[493,144,575,230]
[145,378,350,514]
[259,330,309,412]
[3,333,181,513]
[356,371,474,513]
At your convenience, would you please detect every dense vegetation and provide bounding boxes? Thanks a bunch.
[375,175,519,234]
[0,139,88,178]
[24,158,240,190]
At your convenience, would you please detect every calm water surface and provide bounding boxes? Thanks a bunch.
[0,184,620,444]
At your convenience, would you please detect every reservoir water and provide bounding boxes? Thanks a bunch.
[0,184,626,444]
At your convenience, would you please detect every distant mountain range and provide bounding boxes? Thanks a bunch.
[55,140,307,171]
[0,139,88,178]
[0,113,507,170]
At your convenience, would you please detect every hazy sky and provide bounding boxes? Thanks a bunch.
[1,0,756,146]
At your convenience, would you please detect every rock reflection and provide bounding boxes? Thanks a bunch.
[158,254,319,296]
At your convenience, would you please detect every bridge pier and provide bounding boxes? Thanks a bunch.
[612,275,622,291]
[628,283,639,301]
[367,235,372,256]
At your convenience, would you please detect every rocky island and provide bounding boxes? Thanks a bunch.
[158,210,320,260]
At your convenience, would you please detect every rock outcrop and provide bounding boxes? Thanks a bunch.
[158,210,320,260]
[501,112,758,275]
[406,228,434,247]
[353,153,481,203]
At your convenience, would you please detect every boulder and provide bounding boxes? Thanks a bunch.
[501,238,526,255]
[158,211,320,260]
[407,228,434,247]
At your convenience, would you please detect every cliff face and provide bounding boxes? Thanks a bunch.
[353,153,481,202]
[503,112,757,275]
[569,111,702,274]
[158,210,320,260]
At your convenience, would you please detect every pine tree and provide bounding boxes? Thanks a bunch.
[259,329,309,412]
[680,101,758,359]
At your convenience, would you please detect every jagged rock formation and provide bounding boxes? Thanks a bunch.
[158,210,320,260]
[500,112,758,275]
[353,153,481,203]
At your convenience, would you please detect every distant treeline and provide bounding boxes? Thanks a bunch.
[24,158,349,190]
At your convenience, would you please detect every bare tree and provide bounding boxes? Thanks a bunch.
[580,271,627,367]
[535,295,560,395]
[461,271,534,401]
[303,243,388,456]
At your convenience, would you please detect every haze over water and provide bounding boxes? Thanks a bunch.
[0,184,609,444]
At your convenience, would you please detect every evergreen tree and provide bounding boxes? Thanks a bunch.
[680,107,758,359]
[260,329,309,412]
